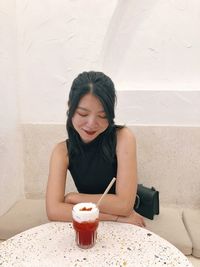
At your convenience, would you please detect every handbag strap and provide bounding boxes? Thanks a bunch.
[134,194,140,209]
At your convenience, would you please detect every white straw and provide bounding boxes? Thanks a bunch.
[96,177,116,207]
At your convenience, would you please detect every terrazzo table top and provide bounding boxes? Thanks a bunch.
[0,221,192,267]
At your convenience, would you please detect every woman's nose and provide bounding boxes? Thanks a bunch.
[86,116,98,128]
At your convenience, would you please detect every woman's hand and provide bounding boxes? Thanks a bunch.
[117,211,146,227]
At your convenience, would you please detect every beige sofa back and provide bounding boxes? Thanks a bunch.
[23,124,200,209]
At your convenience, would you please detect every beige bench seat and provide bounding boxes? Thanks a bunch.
[145,206,192,256]
[0,199,48,240]
[183,209,200,258]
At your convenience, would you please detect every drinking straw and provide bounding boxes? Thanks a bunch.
[96,177,116,207]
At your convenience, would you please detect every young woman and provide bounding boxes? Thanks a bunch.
[46,71,145,227]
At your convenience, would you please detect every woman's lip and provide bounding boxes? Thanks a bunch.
[83,129,97,135]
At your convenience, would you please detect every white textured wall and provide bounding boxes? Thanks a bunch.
[0,1,200,215]
[16,0,117,123]
[116,91,200,126]
[103,0,200,91]
[15,0,200,124]
[0,0,24,216]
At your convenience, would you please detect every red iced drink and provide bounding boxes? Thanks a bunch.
[72,203,99,249]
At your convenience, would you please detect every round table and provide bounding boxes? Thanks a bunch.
[0,222,192,267]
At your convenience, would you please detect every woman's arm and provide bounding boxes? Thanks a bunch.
[64,193,145,227]
[46,142,70,221]
[64,128,139,217]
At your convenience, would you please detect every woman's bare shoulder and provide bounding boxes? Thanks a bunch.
[116,127,136,144]
[53,141,68,152]
[51,141,68,163]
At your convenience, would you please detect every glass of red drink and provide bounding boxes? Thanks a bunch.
[72,203,99,249]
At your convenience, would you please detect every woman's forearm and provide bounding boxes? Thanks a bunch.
[99,212,118,222]
[47,201,118,222]
[65,192,134,217]
[46,202,73,222]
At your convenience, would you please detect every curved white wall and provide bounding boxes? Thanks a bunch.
[103,0,200,91]
[16,0,117,123]
[0,0,24,215]
[115,91,200,126]
[15,0,200,124]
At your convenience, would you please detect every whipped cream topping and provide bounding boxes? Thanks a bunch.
[72,202,99,223]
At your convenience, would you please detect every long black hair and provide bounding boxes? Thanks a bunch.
[67,71,123,162]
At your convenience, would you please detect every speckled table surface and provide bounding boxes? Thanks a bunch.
[0,222,192,267]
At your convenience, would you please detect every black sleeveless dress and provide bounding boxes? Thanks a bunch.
[67,131,117,194]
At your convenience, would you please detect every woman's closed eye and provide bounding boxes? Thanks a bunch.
[98,114,107,119]
[77,112,88,117]
[77,111,107,119]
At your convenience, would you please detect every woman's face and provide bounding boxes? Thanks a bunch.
[72,93,109,143]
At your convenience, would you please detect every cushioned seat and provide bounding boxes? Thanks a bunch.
[145,206,192,255]
[183,209,200,258]
[0,199,48,240]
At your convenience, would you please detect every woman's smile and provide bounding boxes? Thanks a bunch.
[83,129,97,136]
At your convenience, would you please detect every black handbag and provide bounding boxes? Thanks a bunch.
[134,184,159,220]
